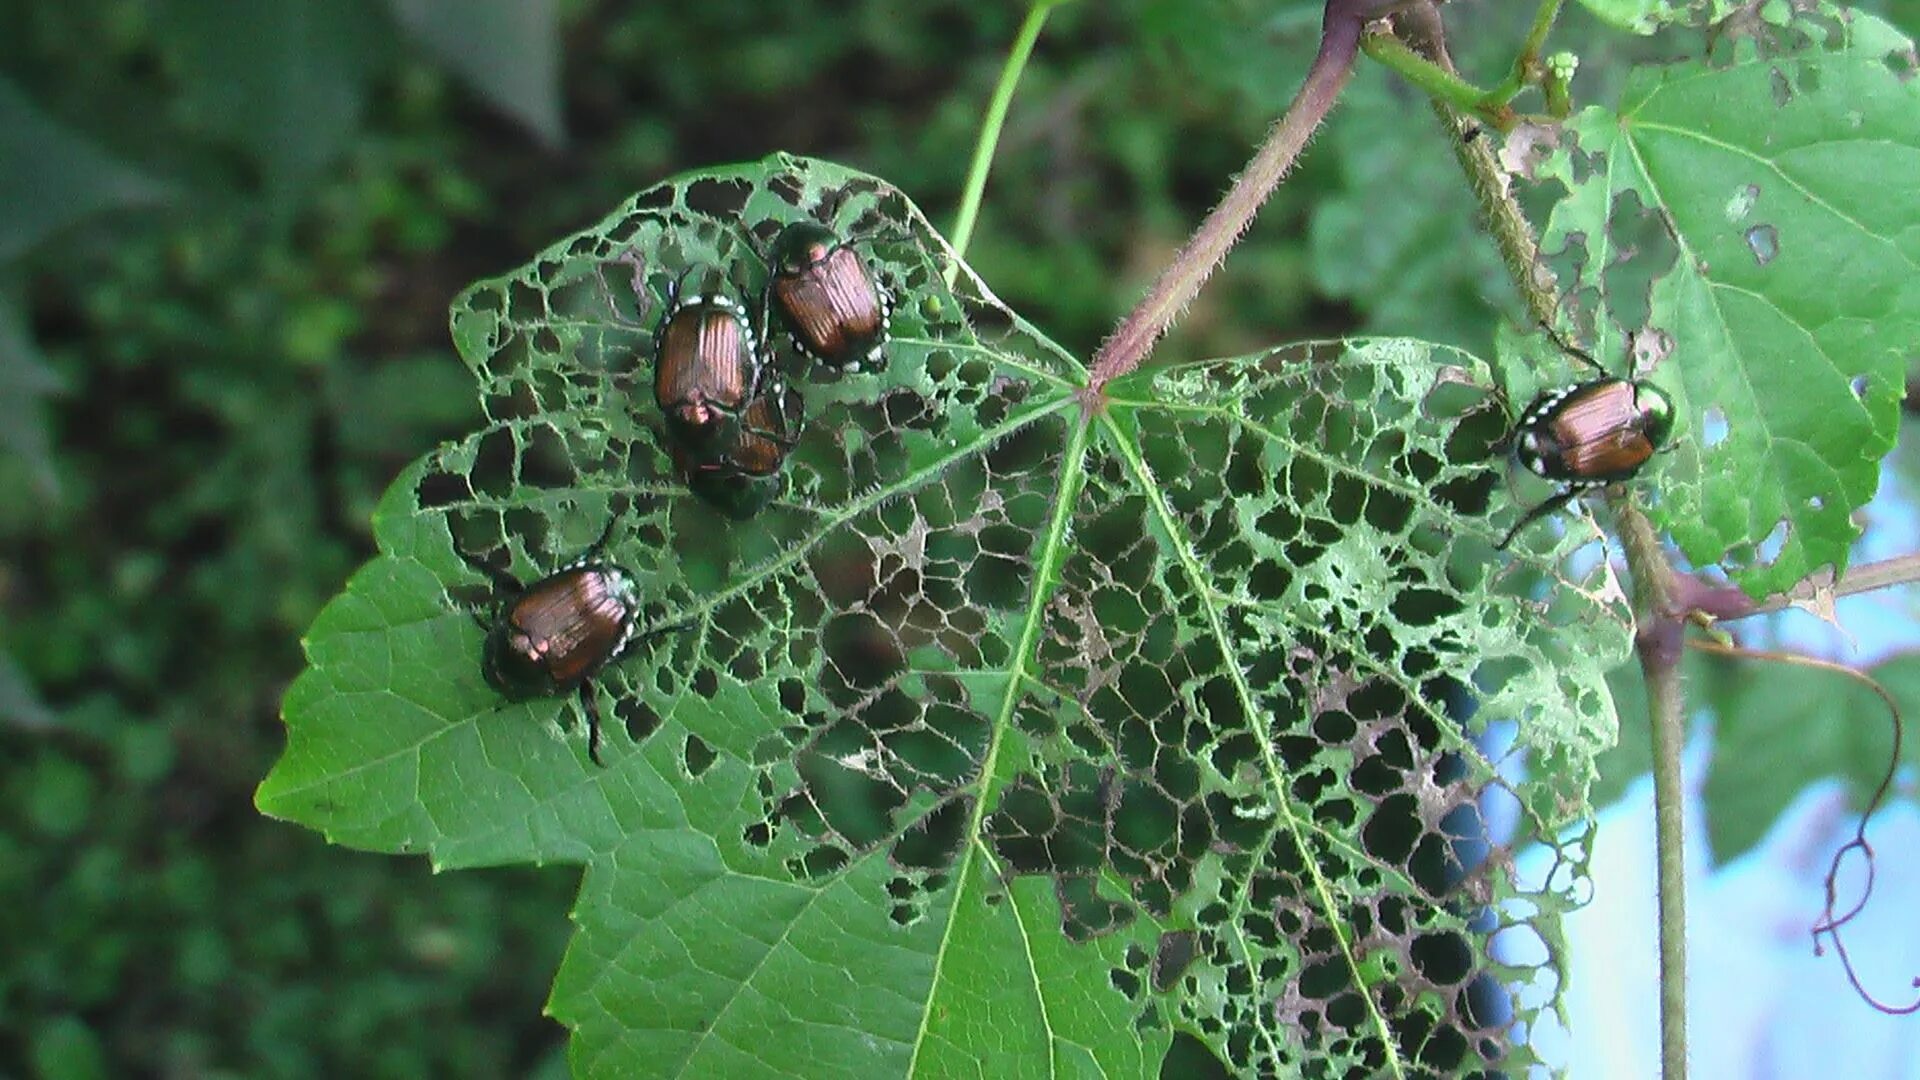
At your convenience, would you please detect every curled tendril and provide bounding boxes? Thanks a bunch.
[1689,637,1920,1014]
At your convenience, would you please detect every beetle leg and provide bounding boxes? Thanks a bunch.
[571,514,623,566]
[455,545,527,598]
[637,616,697,643]
[740,409,800,452]
[579,682,606,768]
[1495,487,1585,551]
[1538,321,1607,377]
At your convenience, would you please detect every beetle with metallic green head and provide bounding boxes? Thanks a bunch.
[766,221,892,373]
[459,519,669,766]
[1498,335,1677,549]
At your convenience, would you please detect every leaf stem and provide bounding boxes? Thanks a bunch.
[1669,552,1920,622]
[1481,0,1567,107]
[1387,10,1558,329]
[1619,504,1690,1080]
[1360,33,1496,116]
[1087,0,1374,391]
[948,2,1062,276]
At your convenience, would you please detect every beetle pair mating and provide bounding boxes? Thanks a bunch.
[455,220,895,766]
[1497,327,1676,549]
[652,220,892,517]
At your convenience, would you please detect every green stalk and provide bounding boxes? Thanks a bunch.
[1619,505,1689,1080]
[1360,33,1493,115]
[948,2,1062,278]
[1386,8,1685,1072]
[1482,0,1568,106]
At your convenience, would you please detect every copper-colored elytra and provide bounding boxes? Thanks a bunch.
[1550,384,1657,478]
[775,246,884,356]
[504,568,630,686]
[657,305,751,427]
[725,397,789,476]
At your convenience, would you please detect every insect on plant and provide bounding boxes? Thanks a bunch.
[1497,328,1678,550]
[763,219,893,374]
[459,518,671,766]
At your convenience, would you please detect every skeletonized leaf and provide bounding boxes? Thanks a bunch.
[261,155,1628,1076]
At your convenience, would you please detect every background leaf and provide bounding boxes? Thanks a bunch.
[388,0,565,147]
[0,77,166,262]
[1703,650,1920,861]
[260,156,1633,1075]
[0,291,63,499]
[1539,10,1918,597]
[155,0,388,196]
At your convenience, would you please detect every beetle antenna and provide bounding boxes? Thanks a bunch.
[1495,488,1585,550]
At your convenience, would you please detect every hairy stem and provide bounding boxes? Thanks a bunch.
[949,2,1061,276]
[1394,9,1691,1072]
[1388,9,1557,327]
[1087,0,1372,390]
[1620,504,1690,1080]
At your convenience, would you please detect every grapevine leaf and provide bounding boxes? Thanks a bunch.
[1538,9,1918,597]
[260,155,1630,1076]
[1574,0,1738,35]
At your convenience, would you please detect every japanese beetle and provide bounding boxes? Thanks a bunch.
[460,520,665,766]
[654,266,766,447]
[766,221,891,373]
[672,378,802,519]
[1497,334,1676,549]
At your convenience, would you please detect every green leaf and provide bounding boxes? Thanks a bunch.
[388,0,565,147]
[0,77,166,262]
[30,1015,108,1080]
[0,291,62,498]
[1703,651,1919,861]
[1540,10,1918,597]
[0,646,58,733]
[1574,0,1735,34]
[156,0,387,194]
[260,155,1630,1075]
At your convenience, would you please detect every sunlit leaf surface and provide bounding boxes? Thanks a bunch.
[261,155,1632,1076]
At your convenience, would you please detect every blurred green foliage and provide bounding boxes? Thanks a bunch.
[4,0,1915,1074]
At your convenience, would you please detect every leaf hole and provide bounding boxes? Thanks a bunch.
[684,177,752,217]
[1152,930,1199,992]
[683,734,715,778]
[1701,405,1729,448]
[417,470,472,509]
[691,666,718,699]
[890,796,970,871]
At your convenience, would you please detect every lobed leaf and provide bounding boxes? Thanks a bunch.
[261,155,1632,1076]
[1538,9,1919,597]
